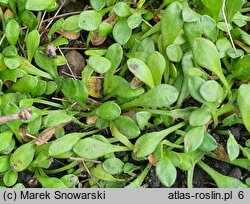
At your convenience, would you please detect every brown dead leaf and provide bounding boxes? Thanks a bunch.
[87,76,103,98]
[131,77,144,89]
[57,28,80,40]
[4,9,14,20]
[213,144,230,161]
[86,116,98,125]
[34,123,67,145]
[19,125,33,142]
[147,154,158,166]
[91,14,117,46]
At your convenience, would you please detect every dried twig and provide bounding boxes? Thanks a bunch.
[222,0,237,53]
[0,109,32,125]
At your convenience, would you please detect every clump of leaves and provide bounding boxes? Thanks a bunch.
[0,0,249,188]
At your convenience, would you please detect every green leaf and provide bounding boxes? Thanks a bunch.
[96,101,121,121]
[198,161,247,188]
[48,130,98,156]
[199,80,224,103]
[26,30,40,62]
[166,44,183,62]
[113,2,131,17]
[62,78,88,107]
[127,12,142,29]
[2,45,17,57]
[125,164,151,188]
[184,126,205,152]
[90,164,124,182]
[237,84,250,133]
[31,151,51,169]
[231,54,250,80]
[189,106,211,126]
[73,138,129,159]
[0,131,13,152]
[103,158,124,174]
[133,122,186,158]
[156,156,177,187]
[62,15,81,32]
[5,19,20,45]
[0,155,10,173]
[10,143,35,172]
[127,58,155,88]
[78,10,102,31]
[37,175,67,188]
[26,0,55,11]
[4,56,22,69]
[136,111,151,130]
[3,169,18,187]
[188,76,206,104]
[201,15,218,42]
[202,0,223,22]
[104,43,123,95]
[121,84,179,109]
[146,51,166,85]
[199,132,218,152]
[113,18,132,45]
[43,112,73,128]
[227,132,240,161]
[113,116,140,139]
[21,10,38,30]
[182,6,200,22]
[226,0,244,22]
[88,56,111,74]
[60,174,79,188]
[7,75,38,93]
[90,0,105,11]
[192,38,230,93]
[161,2,183,48]
[34,50,58,78]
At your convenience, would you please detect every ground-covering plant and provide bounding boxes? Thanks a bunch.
[0,0,250,188]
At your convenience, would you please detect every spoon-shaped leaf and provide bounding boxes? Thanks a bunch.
[199,80,224,103]
[146,51,166,85]
[0,155,10,173]
[121,84,179,109]
[3,169,18,187]
[184,126,205,152]
[198,161,247,188]
[96,101,121,121]
[88,56,111,74]
[127,58,155,88]
[156,156,177,187]
[193,38,230,94]
[5,19,20,45]
[26,30,40,62]
[26,0,55,11]
[78,10,102,31]
[73,138,130,159]
[237,84,250,132]
[161,2,183,48]
[48,130,99,156]
[10,143,35,172]
[62,78,88,107]
[133,121,186,158]
[90,164,125,182]
[113,116,140,139]
[189,106,211,126]
[230,54,250,81]
[227,132,240,161]
[0,130,13,152]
